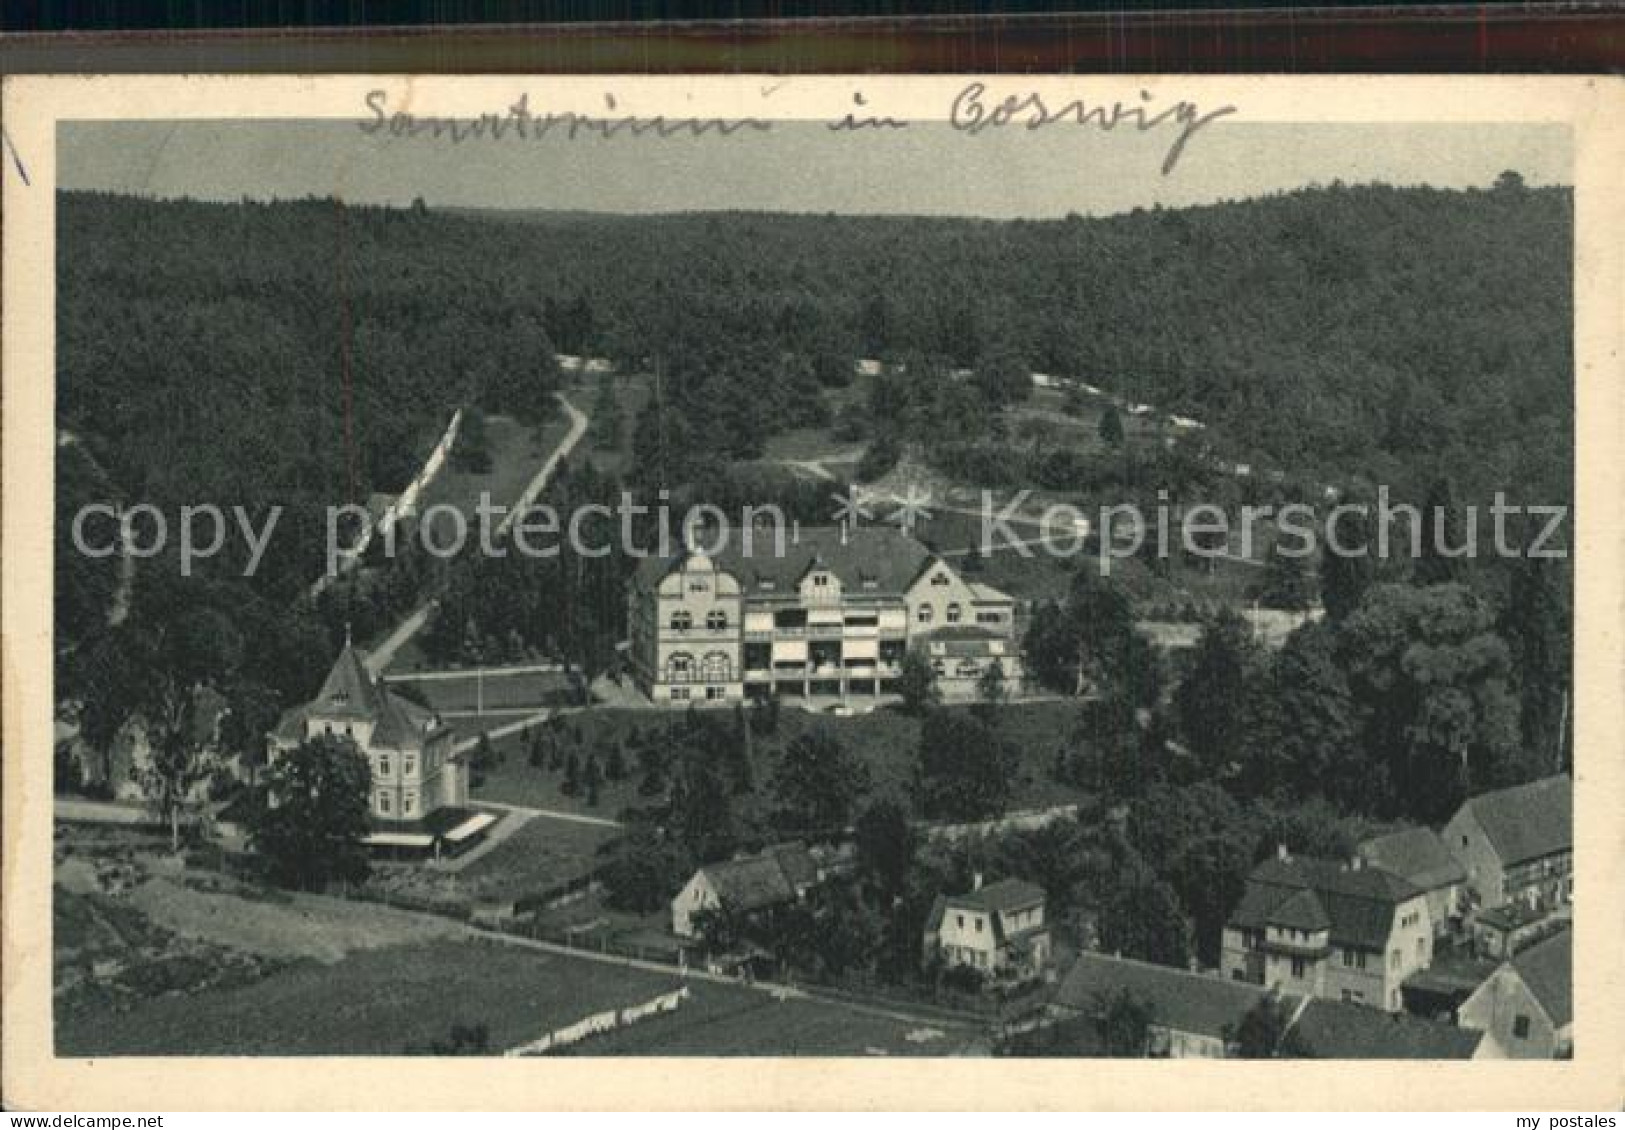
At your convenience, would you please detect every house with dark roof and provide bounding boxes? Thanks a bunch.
[670,842,849,938]
[923,876,1051,980]
[1443,774,1572,917]
[1049,951,1289,1058]
[1357,827,1467,938]
[1458,926,1572,1058]
[1221,846,1434,1011]
[268,638,471,853]
[625,525,1020,706]
[1286,998,1493,1059]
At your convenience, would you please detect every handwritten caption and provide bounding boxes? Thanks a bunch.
[360,83,1236,176]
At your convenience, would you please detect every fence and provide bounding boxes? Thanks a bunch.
[505,986,690,1056]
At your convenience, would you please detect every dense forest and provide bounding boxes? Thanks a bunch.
[54,181,1572,775]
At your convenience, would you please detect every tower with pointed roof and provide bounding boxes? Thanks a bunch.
[268,640,465,828]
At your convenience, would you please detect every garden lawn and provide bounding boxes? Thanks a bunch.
[56,937,687,1057]
[386,670,572,714]
[471,701,1087,819]
[455,817,622,904]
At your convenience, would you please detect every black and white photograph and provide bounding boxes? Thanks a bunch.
[4,74,1620,1109]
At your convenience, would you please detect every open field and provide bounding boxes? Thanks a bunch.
[385,669,572,714]
[57,936,687,1056]
[558,980,985,1056]
[415,411,572,522]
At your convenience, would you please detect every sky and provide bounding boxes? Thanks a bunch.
[57,119,1571,219]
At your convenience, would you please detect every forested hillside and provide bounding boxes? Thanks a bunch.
[54,180,1571,723]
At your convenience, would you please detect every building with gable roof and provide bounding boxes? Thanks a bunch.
[923,876,1051,979]
[1357,826,1467,938]
[1443,774,1572,916]
[626,524,1020,706]
[670,841,850,938]
[1221,846,1433,1011]
[1048,950,1290,1058]
[268,638,468,847]
[1457,926,1572,1058]
[1286,997,1493,1059]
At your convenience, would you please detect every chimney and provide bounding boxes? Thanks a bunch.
[1276,843,1290,863]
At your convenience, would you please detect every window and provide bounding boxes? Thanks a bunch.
[701,652,731,682]
[811,573,829,588]
[1341,989,1353,1003]
[976,611,1003,625]
[946,603,962,624]
[378,793,392,815]
[670,610,693,630]
[931,573,951,586]
[705,610,728,630]
[956,915,964,929]
[917,605,934,624]
[1513,1015,1531,1039]
[974,917,983,933]
[379,755,392,776]
[1291,956,1306,979]
[1390,949,1401,970]
[403,792,417,817]
[706,686,725,701]
[671,687,690,701]
[667,653,694,681]
[404,755,417,776]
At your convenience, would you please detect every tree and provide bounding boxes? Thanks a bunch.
[669,756,738,864]
[470,733,500,787]
[974,344,1032,407]
[1129,782,1258,966]
[601,823,690,913]
[1258,540,1315,611]
[1229,995,1308,1057]
[1096,988,1156,1057]
[250,734,371,891]
[1098,862,1193,968]
[1320,499,1377,623]
[1503,555,1571,775]
[1024,573,1161,705]
[771,728,871,837]
[1174,611,1263,776]
[898,647,941,715]
[1245,621,1358,802]
[976,658,1009,709]
[855,796,915,897]
[1098,404,1124,447]
[917,709,1014,821]
[1339,583,1522,822]
[585,754,604,807]
[1414,476,1468,586]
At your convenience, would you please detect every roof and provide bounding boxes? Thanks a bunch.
[311,642,385,719]
[1357,827,1467,892]
[1290,999,1485,1059]
[371,688,443,750]
[1231,856,1420,950]
[1051,952,1278,1041]
[1510,928,1571,1027]
[946,878,1046,916]
[1457,775,1572,867]
[699,843,819,915]
[634,525,935,598]
[1403,954,1498,1002]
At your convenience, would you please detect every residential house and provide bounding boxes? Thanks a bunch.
[268,639,476,855]
[1458,927,1572,1058]
[627,525,1021,706]
[1443,774,1572,916]
[670,842,845,939]
[1287,998,1493,1059]
[1049,951,1288,1058]
[1222,847,1433,1011]
[923,877,1050,980]
[1357,826,1467,938]
[1401,954,1499,1023]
